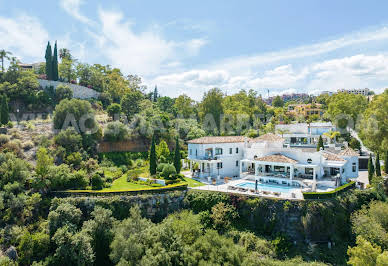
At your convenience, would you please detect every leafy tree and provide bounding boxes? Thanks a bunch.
[52,41,59,81]
[35,147,53,178]
[82,207,115,266]
[48,202,83,236]
[18,231,50,265]
[120,90,144,119]
[349,138,361,152]
[156,140,170,163]
[174,137,181,173]
[327,92,367,129]
[376,152,382,177]
[52,226,95,265]
[103,121,129,142]
[174,94,195,118]
[187,126,206,140]
[59,57,76,82]
[272,96,284,107]
[149,134,157,175]
[200,88,224,133]
[323,130,340,144]
[53,99,98,134]
[368,154,375,184]
[106,103,121,120]
[156,96,175,114]
[54,127,83,154]
[317,135,324,151]
[359,90,388,153]
[0,152,30,189]
[211,202,239,233]
[54,84,73,104]
[347,236,382,266]
[91,171,104,190]
[0,95,9,125]
[45,41,53,80]
[0,49,12,72]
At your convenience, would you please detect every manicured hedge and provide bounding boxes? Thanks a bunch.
[52,183,188,197]
[303,181,356,199]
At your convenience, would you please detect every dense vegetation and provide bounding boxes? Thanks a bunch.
[0,46,387,265]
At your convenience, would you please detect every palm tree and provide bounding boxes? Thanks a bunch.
[323,130,341,144]
[276,129,290,137]
[0,50,12,72]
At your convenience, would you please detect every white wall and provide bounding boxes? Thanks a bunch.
[38,79,100,99]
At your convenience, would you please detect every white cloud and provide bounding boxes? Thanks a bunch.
[91,9,207,76]
[0,14,48,61]
[60,0,93,25]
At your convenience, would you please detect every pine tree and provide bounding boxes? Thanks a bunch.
[0,95,9,125]
[45,42,52,80]
[174,137,181,173]
[153,85,158,102]
[376,152,381,176]
[149,134,157,175]
[368,154,375,184]
[52,41,59,81]
[317,135,324,151]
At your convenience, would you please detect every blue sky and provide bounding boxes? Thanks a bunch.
[2,0,388,99]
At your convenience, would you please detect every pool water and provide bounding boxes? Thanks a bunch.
[237,182,296,193]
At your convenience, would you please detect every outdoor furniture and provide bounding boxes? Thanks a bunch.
[263,191,270,195]
[273,192,281,197]
[291,192,296,198]
[249,189,255,193]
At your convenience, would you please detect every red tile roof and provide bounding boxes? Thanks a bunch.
[254,153,298,164]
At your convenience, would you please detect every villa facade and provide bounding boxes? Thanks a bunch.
[275,122,337,148]
[187,133,359,191]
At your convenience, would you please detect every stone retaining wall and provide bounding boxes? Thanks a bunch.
[38,79,100,99]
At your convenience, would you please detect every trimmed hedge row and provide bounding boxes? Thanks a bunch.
[52,183,188,197]
[302,181,356,199]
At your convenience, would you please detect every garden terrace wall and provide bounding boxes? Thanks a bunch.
[50,190,187,222]
[97,140,149,153]
[38,79,100,99]
[302,181,356,199]
[51,183,188,197]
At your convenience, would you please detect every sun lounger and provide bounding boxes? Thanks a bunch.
[263,191,270,195]
[273,192,281,196]
[249,189,255,193]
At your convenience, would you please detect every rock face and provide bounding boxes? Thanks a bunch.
[38,79,100,99]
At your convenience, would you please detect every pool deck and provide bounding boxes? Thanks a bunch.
[190,178,305,200]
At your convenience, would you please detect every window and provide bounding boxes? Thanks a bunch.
[307,158,312,164]
[229,148,233,154]
[236,161,239,167]
[215,148,223,155]
[352,163,357,172]
[274,166,285,172]
[236,147,239,154]
[189,149,192,155]
[305,168,314,175]
[217,162,223,169]
[195,150,198,156]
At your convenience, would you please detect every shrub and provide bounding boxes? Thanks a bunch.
[107,103,122,119]
[161,164,177,180]
[23,141,34,151]
[103,121,129,142]
[6,121,13,128]
[3,139,23,157]
[54,84,73,104]
[91,171,104,190]
[0,134,10,146]
[65,152,83,168]
[54,128,82,153]
[69,170,88,189]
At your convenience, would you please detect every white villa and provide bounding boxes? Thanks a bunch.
[187,133,359,191]
[275,122,337,148]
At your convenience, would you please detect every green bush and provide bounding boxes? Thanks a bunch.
[303,181,356,199]
[99,152,147,166]
[103,121,129,142]
[91,172,104,190]
[161,164,177,180]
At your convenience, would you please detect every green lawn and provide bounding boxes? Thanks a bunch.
[183,177,205,187]
[100,173,153,191]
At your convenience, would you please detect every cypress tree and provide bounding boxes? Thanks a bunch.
[385,151,388,174]
[0,95,9,125]
[153,85,158,102]
[52,41,59,81]
[149,134,157,175]
[45,42,52,80]
[317,135,324,151]
[174,137,181,173]
[368,154,375,184]
[376,152,381,176]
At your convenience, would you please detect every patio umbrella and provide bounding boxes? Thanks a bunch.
[255,180,258,192]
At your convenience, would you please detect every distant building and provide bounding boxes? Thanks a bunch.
[338,88,370,96]
[320,91,334,96]
[287,103,324,118]
[264,92,310,105]
[17,62,44,72]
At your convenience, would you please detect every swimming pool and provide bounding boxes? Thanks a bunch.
[236,182,296,193]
